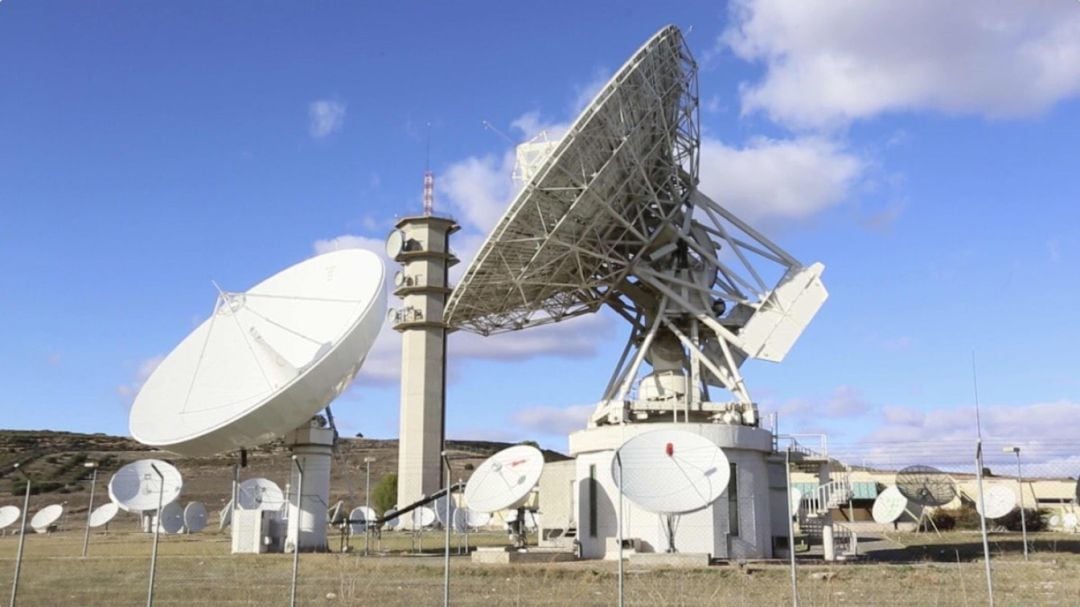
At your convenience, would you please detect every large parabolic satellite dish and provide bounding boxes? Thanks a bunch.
[444,25,826,425]
[129,249,385,456]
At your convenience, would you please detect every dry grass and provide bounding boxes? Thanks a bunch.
[1,529,1079,606]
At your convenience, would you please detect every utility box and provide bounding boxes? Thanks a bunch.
[231,510,271,554]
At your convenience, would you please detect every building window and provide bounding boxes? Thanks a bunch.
[589,464,598,538]
[728,462,739,537]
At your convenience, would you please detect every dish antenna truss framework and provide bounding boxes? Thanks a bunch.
[896,465,957,507]
[444,26,827,426]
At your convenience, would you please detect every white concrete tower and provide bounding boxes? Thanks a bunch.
[387,174,458,510]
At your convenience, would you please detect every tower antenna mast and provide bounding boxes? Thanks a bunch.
[423,122,434,216]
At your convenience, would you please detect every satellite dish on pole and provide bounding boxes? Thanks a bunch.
[976,485,1018,520]
[88,503,120,529]
[0,506,20,531]
[871,486,908,524]
[31,504,63,533]
[463,445,545,514]
[126,249,385,551]
[183,502,208,533]
[444,25,827,428]
[347,507,368,535]
[108,459,183,513]
[896,465,957,507]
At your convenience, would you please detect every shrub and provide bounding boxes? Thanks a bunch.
[371,473,397,517]
[999,508,1046,532]
[929,509,956,531]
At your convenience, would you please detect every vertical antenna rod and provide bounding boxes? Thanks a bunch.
[423,122,434,216]
[971,351,995,606]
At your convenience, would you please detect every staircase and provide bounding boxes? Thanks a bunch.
[797,476,859,559]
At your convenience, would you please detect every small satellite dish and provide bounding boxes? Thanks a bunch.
[411,506,436,528]
[872,486,908,524]
[612,430,730,514]
[466,510,491,529]
[385,230,407,258]
[1065,512,1078,531]
[433,495,457,526]
[158,501,185,534]
[347,507,367,535]
[0,506,20,531]
[896,465,957,507]
[108,459,183,513]
[31,504,63,533]
[236,478,285,511]
[88,503,119,528]
[464,445,545,513]
[1050,514,1063,528]
[976,484,1018,520]
[383,507,401,530]
[128,249,386,456]
[451,508,469,533]
[183,502,208,533]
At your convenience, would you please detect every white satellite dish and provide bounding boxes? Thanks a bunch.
[108,459,183,513]
[976,484,1018,520]
[347,507,367,535]
[872,486,909,524]
[128,248,386,456]
[612,430,730,514]
[464,445,545,514]
[1064,512,1078,531]
[445,25,827,429]
[451,508,469,533]
[466,509,491,529]
[183,502,208,533]
[383,507,401,530]
[411,506,436,529]
[236,478,285,511]
[789,488,803,515]
[433,495,455,526]
[1050,514,1063,528]
[0,505,20,530]
[158,501,185,534]
[88,502,120,528]
[31,504,63,533]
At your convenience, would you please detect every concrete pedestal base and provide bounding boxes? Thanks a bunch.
[471,547,578,564]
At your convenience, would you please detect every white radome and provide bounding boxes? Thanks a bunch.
[129,249,385,456]
[612,429,730,514]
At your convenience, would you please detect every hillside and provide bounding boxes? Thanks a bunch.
[0,429,568,521]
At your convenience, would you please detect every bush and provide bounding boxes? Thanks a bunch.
[1000,508,1046,532]
[929,509,956,531]
[371,473,397,517]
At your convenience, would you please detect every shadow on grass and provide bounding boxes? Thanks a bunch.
[856,535,1080,562]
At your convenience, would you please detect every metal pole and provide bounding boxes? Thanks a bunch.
[785,447,799,607]
[615,452,624,607]
[290,456,303,607]
[82,464,98,558]
[364,457,374,556]
[1014,449,1029,561]
[10,466,30,607]
[146,464,165,607]
[974,441,995,606]
[441,452,451,607]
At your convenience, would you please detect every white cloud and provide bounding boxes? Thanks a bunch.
[116,355,165,402]
[309,99,346,138]
[865,400,1080,446]
[723,0,1080,129]
[768,385,872,420]
[698,136,862,222]
[512,403,595,437]
[438,151,516,235]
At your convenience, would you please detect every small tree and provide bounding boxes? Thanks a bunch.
[371,473,397,516]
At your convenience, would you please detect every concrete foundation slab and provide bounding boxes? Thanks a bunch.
[471,547,578,564]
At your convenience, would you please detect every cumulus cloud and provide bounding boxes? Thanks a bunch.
[864,400,1080,446]
[116,354,165,402]
[768,385,872,421]
[698,136,863,222]
[512,403,595,437]
[309,99,346,138]
[723,0,1080,129]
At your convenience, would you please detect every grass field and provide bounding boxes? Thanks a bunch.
[1,528,1079,606]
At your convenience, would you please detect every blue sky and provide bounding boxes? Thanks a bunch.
[2,2,1079,461]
